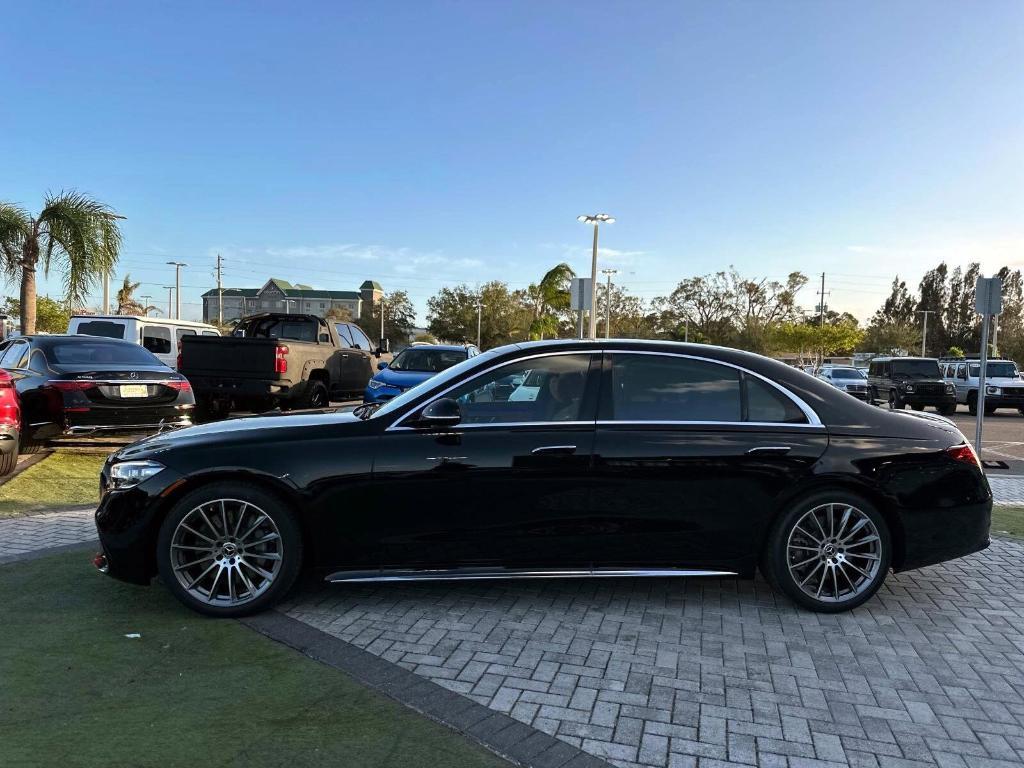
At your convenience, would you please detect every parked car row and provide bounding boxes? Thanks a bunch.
[93,339,992,619]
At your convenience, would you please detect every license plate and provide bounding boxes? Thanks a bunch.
[119,384,149,398]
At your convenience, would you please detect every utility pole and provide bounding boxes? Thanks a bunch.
[817,273,829,328]
[163,286,175,318]
[141,295,153,317]
[991,315,999,356]
[216,253,224,325]
[102,271,110,314]
[684,319,689,343]
[379,297,386,345]
[475,298,485,349]
[601,269,618,339]
[917,310,934,357]
[166,261,187,319]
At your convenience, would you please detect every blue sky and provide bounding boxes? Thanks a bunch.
[2,1,1022,323]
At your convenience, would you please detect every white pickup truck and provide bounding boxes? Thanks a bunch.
[940,358,1024,416]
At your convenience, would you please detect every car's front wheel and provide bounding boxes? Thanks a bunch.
[888,390,904,410]
[156,482,303,617]
[762,491,891,612]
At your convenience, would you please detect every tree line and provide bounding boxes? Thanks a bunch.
[425,262,1024,365]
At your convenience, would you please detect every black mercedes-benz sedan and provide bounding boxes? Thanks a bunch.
[94,339,991,616]
[0,335,194,448]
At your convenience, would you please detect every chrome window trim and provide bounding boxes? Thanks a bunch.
[606,350,822,426]
[386,350,596,432]
[386,347,823,431]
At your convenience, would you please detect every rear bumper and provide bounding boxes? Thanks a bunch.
[64,406,193,436]
[189,376,293,400]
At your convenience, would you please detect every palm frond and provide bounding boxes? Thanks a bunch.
[0,203,31,281]
[36,190,124,306]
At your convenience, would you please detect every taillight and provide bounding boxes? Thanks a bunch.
[166,379,192,392]
[275,345,288,374]
[0,371,12,389]
[0,371,18,426]
[946,443,980,468]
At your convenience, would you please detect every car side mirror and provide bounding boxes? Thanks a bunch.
[378,338,391,354]
[377,361,388,370]
[416,398,461,428]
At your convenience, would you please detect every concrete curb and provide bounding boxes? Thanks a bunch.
[243,610,613,768]
[0,539,99,566]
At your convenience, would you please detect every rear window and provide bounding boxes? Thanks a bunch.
[243,318,317,342]
[48,341,162,366]
[74,320,126,339]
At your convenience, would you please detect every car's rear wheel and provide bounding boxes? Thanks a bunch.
[302,378,329,409]
[0,443,18,476]
[156,482,303,617]
[762,491,891,612]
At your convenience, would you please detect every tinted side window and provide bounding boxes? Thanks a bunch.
[334,324,354,346]
[609,354,741,422]
[746,376,807,424]
[348,325,373,350]
[0,341,28,369]
[142,326,172,354]
[175,328,197,343]
[443,354,592,424]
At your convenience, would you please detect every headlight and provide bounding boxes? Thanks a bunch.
[904,384,915,393]
[945,383,955,393]
[108,460,165,490]
[367,378,386,390]
[836,383,848,390]
[987,385,1001,395]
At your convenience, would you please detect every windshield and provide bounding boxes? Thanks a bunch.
[969,362,1020,378]
[388,347,466,373]
[49,341,164,366]
[890,360,940,378]
[829,368,865,379]
[371,347,505,419]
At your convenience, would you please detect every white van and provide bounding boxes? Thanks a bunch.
[67,315,220,368]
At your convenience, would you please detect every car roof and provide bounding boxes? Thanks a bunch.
[16,334,141,346]
[401,344,470,352]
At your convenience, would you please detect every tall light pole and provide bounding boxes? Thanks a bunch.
[577,213,614,338]
[166,261,188,319]
[163,286,175,318]
[601,268,618,339]
[475,298,486,349]
[379,297,386,345]
[917,310,934,357]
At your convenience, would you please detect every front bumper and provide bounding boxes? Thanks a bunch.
[983,391,1024,409]
[901,391,956,407]
[94,464,184,585]
[363,384,403,403]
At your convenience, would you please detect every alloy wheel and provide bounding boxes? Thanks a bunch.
[785,502,882,604]
[169,498,283,606]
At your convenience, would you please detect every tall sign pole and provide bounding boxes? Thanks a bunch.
[974,276,1002,453]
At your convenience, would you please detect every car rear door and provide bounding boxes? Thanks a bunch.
[368,352,600,570]
[590,351,828,572]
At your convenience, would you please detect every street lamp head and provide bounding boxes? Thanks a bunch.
[578,213,615,225]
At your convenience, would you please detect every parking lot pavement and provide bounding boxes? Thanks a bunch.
[947,410,1024,464]
[0,508,97,561]
[285,538,1024,768]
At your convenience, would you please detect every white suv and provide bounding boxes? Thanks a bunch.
[940,358,1024,416]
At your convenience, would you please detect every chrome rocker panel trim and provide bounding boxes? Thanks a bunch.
[327,567,738,583]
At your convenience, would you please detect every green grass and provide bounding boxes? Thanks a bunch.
[992,505,1024,539]
[0,452,107,517]
[0,551,509,768]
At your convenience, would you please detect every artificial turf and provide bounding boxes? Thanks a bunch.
[0,550,509,768]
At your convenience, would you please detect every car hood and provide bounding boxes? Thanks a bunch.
[115,408,364,460]
[831,377,867,385]
[374,368,435,388]
[985,376,1023,385]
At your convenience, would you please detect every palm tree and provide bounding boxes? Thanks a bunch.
[528,262,574,339]
[115,274,146,315]
[0,191,123,333]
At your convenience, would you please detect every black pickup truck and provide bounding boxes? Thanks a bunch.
[179,313,378,414]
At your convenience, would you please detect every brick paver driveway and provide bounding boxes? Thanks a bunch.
[286,538,1024,768]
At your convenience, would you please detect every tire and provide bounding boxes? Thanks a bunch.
[760,490,891,613]
[937,403,957,416]
[911,403,924,411]
[0,443,18,476]
[984,404,997,416]
[967,392,978,416]
[1019,408,1024,417]
[300,378,330,409]
[156,481,303,617]
[18,436,44,455]
[888,390,904,410]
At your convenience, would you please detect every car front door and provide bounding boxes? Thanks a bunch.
[590,352,828,573]
[368,352,599,571]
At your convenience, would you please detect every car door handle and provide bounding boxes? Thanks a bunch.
[746,446,791,455]
[531,445,577,455]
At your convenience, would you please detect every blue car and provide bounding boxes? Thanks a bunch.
[363,343,479,403]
